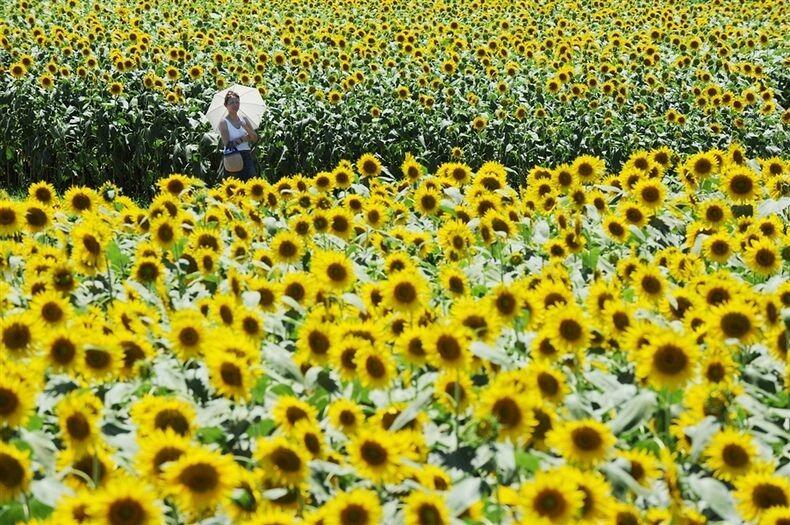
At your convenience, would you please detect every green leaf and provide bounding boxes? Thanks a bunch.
[514,450,540,473]
[248,418,276,437]
[197,426,227,445]
[106,240,130,271]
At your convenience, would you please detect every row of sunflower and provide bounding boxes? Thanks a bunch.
[1,0,788,198]
[0,147,789,524]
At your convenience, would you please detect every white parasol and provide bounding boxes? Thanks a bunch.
[204,84,265,133]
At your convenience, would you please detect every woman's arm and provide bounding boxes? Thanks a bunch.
[241,117,258,143]
[219,120,231,147]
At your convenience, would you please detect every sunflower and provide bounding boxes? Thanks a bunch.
[0,311,39,357]
[135,429,192,483]
[0,442,31,501]
[42,327,83,373]
[451,296,503,344]
[735,472,790,522]
[685,151,719,181]
[329,335,371,382]
[438,265,469,298]
[356,153,382,178]
[327,399,364,436]
[269,231,304,265]
[271,395,318,431]
[131,395,196,438]
[27,181,56,206]
[402,491,451,525]
[636,330,699,390]
[703,232,734,263]
[547,419,615,467]
[89,475,163,525]
[280,271,317,308]
[632,265,666,304]
[168,310,208,361]
[163,447,240,513]
[413,185,442,216]
[255,436,310,487]
[311,250,356,292]
[0,200,21,236]
[64,187,98,215]
[356,342,395,390]
[382,273,429,314]
[426,323,470,371]
[57,390,103,453]
[0,371,35,428]
[527,363,568,404]
[519,469,584,525]
[632,179,666,211]
[706,298,760,344]
[29,289,72,327]
[565,467,616,524]
[542,304,589,354]
[434,370,475,411]
[744,238,781,276]
[80,335,123,384]
[722,166,759,203]
[617,448,660,488]
[602,214,628,242]
[9,61,28,79]
[417,465,452,492]
[57,446,116,490]
[347,428,404,484]
[71,219,110,275]
[149,216,180,250]
[477,385,537,443]
[394,326,430,366]
[761,507,790,525]
[704,428,758,482]
[22,200,52,233]
[437,220,474,256]
[322,488,381,525]
[205,348,256,402]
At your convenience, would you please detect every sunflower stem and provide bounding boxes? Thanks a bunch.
[453,369,461,452]
[22,492,30,522]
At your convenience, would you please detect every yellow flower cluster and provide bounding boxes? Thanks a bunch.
[0,147,787,524]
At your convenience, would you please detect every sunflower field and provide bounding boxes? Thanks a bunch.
[0,145,788,524]
[1,0,789,199]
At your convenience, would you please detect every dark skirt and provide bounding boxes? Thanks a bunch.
[223,149,257,181]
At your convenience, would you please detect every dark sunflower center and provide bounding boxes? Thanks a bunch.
[0,388,19,416]
[0,453,24,489]
[496,293,517,315]
[220,362,243,387]
[66,413,91,440]
[360,441,387,466]
[154,409,190,435]
[340,503,370,525]
[752,483,788,509]
[721,444,749,468]
[436,335,461,361]
[720,312,750,339]
[417,503,444,525]
[571,426,603,451]
[178,463,219,493]
[393,282,417,304]
[535,488,567,518]
[755,248,775,268]
[153,447,183,474]
[365,356,386,378]
[85,348,111,369]
[108,497,146,525]
[2,323,31,351]
[279,241,297,258]
[730,175,753,195]
[641,276,662,294]
[272,447,302,472]
[179,327,199,347]
[630,461,645,481]
[308,331,330,355]
[652,344,688,375]
[559,319,582,341]
[537,373,559,396]
[492,398,521,428]
[327,263,348,282]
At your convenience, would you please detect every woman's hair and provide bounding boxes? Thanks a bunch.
[224,90,240,105]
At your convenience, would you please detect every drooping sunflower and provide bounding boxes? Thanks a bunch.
[734,472,790,522]
[402,491,452,525]
[547,419,616,467]
[255,436,310,487]
[636,330,700,390]
[163,447,240,513]
[0,441,31,501]
[519,469,584,525]
[347,428,404,484]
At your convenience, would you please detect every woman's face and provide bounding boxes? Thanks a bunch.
[225,96,240,110]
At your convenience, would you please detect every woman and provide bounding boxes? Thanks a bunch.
[218,90,259,180]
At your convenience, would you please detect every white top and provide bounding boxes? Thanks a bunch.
[225,115,251,151]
